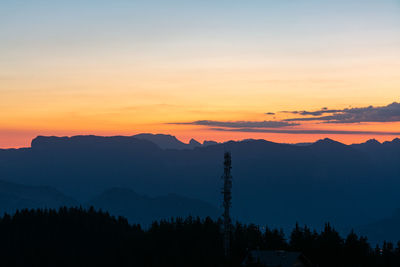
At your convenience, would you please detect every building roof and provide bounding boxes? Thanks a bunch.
[247,250,304,267]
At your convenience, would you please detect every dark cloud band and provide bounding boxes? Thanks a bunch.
[283,102,400,123]
[167,101,400,136]
[210,127,400,135]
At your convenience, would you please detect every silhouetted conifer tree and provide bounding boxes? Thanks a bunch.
[1,208,400,267]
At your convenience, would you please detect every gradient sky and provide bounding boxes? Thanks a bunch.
[1,0,400,148]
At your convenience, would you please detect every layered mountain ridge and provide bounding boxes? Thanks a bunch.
[1,134,400,240]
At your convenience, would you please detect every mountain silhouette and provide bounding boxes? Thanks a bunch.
[32,135,159,151]
[203,140,218,146]
[0,179,220,225]
[189,138,202,147]
[133,133,189,149]
[310,138,348,148]
[133,133,207,149]
[1,134,400,237]
[0,179,77,214]
[87,187,220,225]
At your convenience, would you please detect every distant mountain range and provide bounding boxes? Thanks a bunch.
[0,179,77,214]
[88,187,220,225]
[0,179,219,225]
[1,134,400,240]
[133,133,217,149]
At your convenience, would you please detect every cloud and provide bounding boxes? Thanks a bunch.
[169,120,298,128]
[282,107,344,116]
[210,128,400,135]
[283,102,400,123]
[167,101,400,136]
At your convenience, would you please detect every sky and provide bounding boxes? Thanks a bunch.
[1,0,400,148]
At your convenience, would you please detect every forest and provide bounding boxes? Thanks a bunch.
[0,207,399,267]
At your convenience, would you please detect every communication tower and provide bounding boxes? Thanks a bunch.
[222,151,233,257]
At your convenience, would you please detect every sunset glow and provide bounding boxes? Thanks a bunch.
[1,0,399,148]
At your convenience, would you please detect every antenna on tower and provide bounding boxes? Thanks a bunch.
[222,151,232,258]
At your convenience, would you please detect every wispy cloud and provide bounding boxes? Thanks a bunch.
[169,120,299,128]
[283,102,400,123]
[282,107,341,116]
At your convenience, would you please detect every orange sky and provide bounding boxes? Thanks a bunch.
[1,1,399,148]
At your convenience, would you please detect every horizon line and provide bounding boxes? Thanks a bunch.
[1,133,399,150]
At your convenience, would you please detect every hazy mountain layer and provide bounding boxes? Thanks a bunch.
[1,135,400,232]
[0,179,77,214]
[88,187,220,225]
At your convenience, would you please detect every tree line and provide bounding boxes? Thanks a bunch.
[0,207,399,267]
